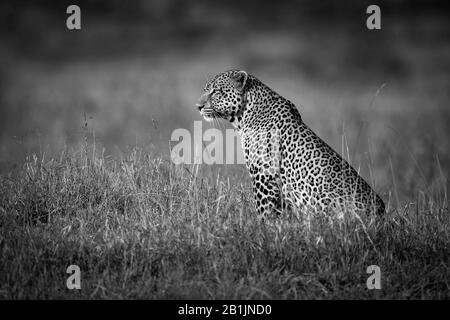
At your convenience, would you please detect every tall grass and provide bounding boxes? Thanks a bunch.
[0,138,448,299]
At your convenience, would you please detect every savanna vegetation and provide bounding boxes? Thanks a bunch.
[0,0,448,299]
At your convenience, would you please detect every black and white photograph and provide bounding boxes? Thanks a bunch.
[0,0,448,303]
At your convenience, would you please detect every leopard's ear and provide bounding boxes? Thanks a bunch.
[233,70,248,91]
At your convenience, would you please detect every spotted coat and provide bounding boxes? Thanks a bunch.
[196,69,385,216]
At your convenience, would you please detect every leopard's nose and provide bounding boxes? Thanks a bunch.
[196,103,204,111]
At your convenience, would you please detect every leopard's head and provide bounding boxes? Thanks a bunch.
[195,69,248,123]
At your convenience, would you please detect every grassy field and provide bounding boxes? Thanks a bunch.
[0,140,448,299]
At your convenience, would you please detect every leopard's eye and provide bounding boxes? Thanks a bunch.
[211,89,221,98]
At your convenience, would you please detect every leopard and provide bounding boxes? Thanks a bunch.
[195,69,385,217]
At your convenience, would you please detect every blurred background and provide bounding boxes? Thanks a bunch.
[0,0,448,201]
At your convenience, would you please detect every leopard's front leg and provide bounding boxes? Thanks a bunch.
[249,171,282,216]
[244,128,283,216]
